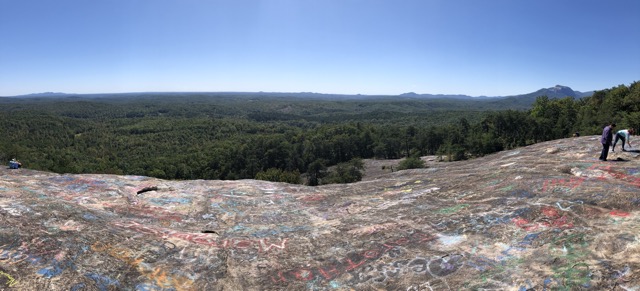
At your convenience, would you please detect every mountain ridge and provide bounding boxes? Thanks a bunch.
[401,84,593,100]
[8,85,594,100]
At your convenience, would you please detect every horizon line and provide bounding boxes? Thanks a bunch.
[1,84,599,99]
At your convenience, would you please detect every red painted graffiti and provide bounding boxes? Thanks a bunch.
[541,206,560,218]
[105,203,183,222]
[546,215,574,228]
[610,210,631,217]
[512,217,540,231]
[513,205,576,231]
[113,221,287,252]
[600,165,640,187]
[269,231,436,283]
[542,177,586,193]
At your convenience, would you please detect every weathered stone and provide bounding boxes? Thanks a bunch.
[0,136,639,290]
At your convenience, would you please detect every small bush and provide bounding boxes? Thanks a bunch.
[321,158,364,184]
[255,168,301,184]
[397,157,425,170]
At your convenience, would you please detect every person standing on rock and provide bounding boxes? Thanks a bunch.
[612,128,634,152]
[599,123,615,161]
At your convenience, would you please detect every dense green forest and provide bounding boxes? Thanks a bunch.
[1,82,638,185]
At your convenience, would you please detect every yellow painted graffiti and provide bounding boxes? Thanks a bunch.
[0,270,18,287]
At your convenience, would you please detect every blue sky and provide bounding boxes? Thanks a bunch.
[1,0,638,97]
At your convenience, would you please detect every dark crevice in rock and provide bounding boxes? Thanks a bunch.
[136,186,158,195]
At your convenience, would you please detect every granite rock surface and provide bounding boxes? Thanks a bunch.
[1,136,640,290]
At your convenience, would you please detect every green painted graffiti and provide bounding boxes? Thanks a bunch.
[549,233,591,290]
[437,204,470,214]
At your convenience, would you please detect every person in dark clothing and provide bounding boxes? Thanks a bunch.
[9,158,22,169]
[599,123,615,161]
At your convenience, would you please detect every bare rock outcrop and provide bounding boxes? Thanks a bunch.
[1,136,640,290]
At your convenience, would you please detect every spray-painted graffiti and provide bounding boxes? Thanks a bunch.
[91,241,193,291]
[113,221,288,252]
[2,234,200,290]
[549,233,592,289]
[105,203,184,222]
[0,237,59,267]
[542,177,586,193]
[209,190,296,216]
[84,273,120,291]
[610,210,631,217]
[350,253,465,285]
[437,204,469,214]
[426,254,465,277]
[37,247,86,279]
[0,270,18,287]
[600,165,640,187]
[270,231,436,284]
[545,163,640,194]
[512,206,574,232]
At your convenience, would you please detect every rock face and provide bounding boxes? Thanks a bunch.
[1,136,640,290]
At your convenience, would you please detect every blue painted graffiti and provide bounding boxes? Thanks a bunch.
[85,273,120,291]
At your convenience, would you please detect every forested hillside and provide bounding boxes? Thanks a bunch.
[1,82,638,184]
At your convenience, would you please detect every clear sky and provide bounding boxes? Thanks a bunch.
[1,0,638,97]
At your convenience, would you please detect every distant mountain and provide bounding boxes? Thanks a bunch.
[508,85,593,99]
[10,92,75,98]
[397,85,594,109]
[399,92,489,100]
[487,85,594,108]
[8,85,593,109]
[401,85,593,100]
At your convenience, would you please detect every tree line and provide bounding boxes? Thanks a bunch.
[0,81,638,185]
